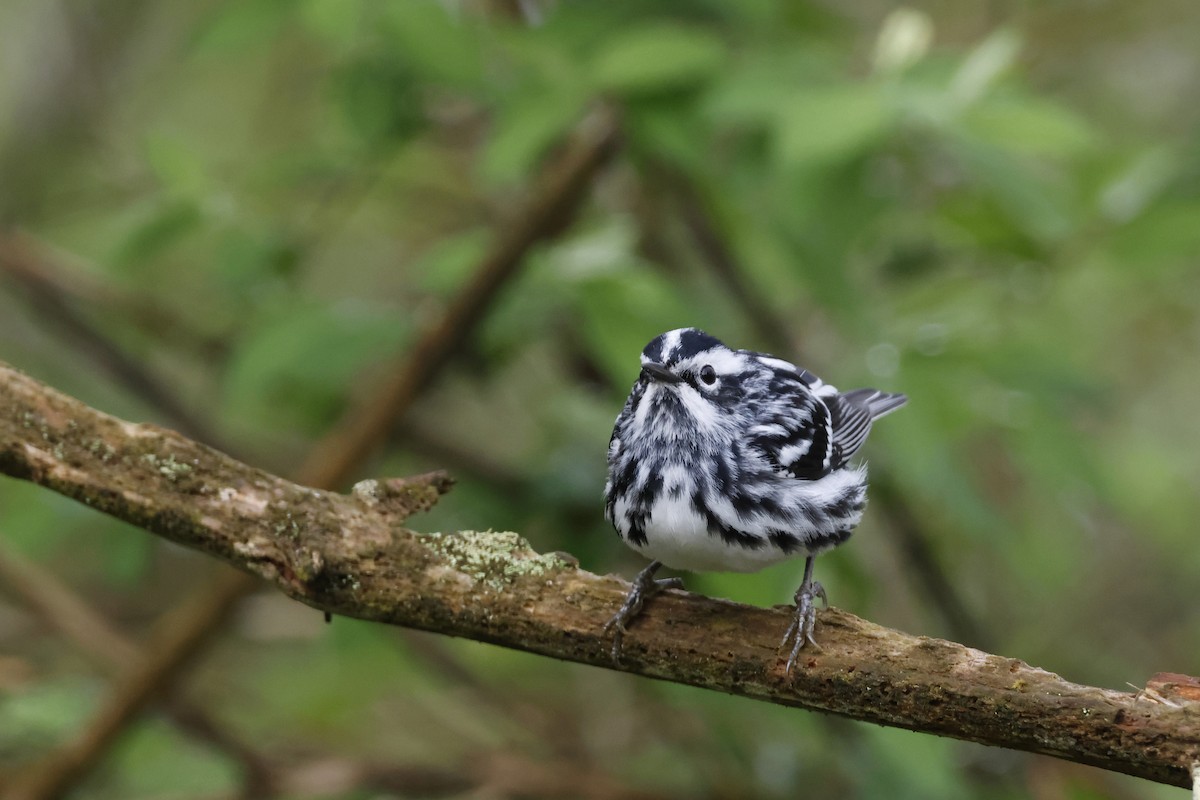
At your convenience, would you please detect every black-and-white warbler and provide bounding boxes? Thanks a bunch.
[603,328,907,673]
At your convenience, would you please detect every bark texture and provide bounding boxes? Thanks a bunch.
[2,361,1198,789]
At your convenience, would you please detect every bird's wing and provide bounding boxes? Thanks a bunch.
[747,350,909,477]
[746,365,835,481]
[826,388,908,469]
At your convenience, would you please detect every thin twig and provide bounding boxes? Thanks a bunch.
[2,362,1198,790]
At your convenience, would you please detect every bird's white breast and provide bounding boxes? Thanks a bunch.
[630,503,797,573]
[623,465,867,573]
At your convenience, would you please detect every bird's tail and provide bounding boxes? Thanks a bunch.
[840,388,908,420]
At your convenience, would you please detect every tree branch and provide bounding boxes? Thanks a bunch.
[2,361,1198,790]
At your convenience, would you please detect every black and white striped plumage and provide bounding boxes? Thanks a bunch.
[602,328,906,671]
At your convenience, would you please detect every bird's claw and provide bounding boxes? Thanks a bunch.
[781,578,827,675]
[602,604,634,663]
[604,562,682,663]
[602,617,628,663]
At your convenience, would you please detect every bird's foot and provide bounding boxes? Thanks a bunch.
[603,561,683,663]
[781,577,828,675]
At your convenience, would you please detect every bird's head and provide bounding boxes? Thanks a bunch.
[637,328,750,415]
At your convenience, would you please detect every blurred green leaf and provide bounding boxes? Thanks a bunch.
[332,54,426,148]
[298,0,363,46]
[705,76,795,129]
[704,51,830,127]
[379,1,485,88]
[411,228,491,295]
[192,0,293,54]
[223,302,408,431]
[949,135,1076,243]
[213,228,301,291]
[0,679,98,756]
[856,726,965,800]
[591,24,726,95]
[1108,200,1200,273]
[110,719,240,798]
[572,268,693,387]
[110,200,203,270]
[949,28,1022,109]
[483,88,586,184]
[773,84,891,167]
[96,529,154,585]
[965,96,1099,157]
[625,102,711,168]
[0,482,97,558]
[144,134,211,197]
[1098,147,1179,222]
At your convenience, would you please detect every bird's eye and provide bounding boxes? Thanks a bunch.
[699,365,717,385]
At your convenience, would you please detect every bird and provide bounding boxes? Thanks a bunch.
[602,327,906,673]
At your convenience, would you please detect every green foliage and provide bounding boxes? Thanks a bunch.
[591,25,727,94]
[108,720,241,798]
[0,679,99,759]
[332,54,427,149]
[1,1,1198,798]
[224,300,409,432]
[775,84,893,167]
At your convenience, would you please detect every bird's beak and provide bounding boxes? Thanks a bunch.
[641,362,682,384]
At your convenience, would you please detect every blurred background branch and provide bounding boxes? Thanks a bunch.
[0,545,275,796]
[0,231,232,450]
